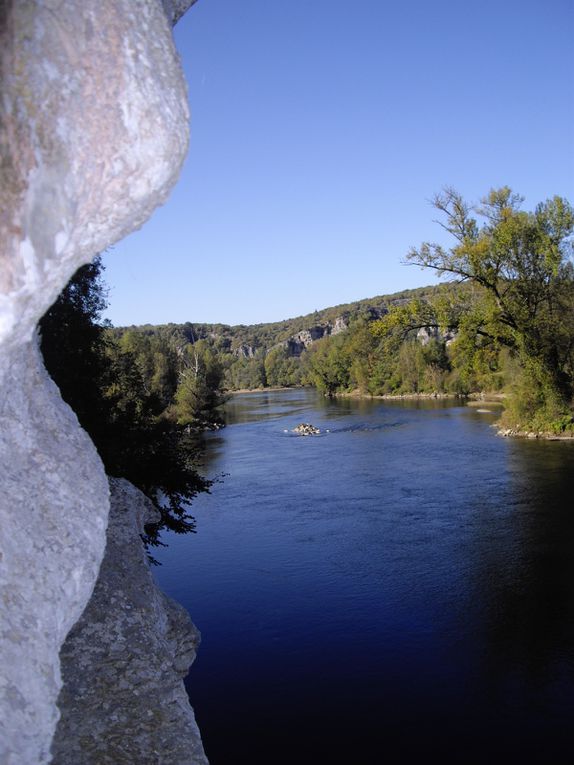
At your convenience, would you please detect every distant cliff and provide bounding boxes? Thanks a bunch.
[111,286,444,356]
[109,286,443,391]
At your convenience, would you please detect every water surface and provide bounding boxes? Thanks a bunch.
[154,389,574,763]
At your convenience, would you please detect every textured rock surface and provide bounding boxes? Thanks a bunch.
[51,479,208,765]
[283,319,350,357]
[0,1,196,762]
[0,0,190,354]
[0,340,109,765]
[292,422,322,436]
[416,325,457,346]
[163,0,199,25]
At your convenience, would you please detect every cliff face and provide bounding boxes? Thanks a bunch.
[51,479,208,765]
[0,1,201,762]
[283,317,350,356]
[0,340,109,765]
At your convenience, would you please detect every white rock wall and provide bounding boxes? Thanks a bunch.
[0,1,196,762]
[0,340,109,765]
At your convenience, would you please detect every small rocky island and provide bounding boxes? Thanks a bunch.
[293,423,321,436]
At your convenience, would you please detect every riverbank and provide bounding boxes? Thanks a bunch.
[228,386,505,402]
[497,426,574,441]
[331,388,506,403]
[228,386,297,395]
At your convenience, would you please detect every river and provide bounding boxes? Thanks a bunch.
[153,389,574,763]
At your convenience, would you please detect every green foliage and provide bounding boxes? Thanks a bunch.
[115,329,179,412]
[91,189,573,437]
[224,355,267,390]
[172,340,226,429]
[264,346,303,388]
[40,258,213,544]
[396,342,425,393]
[281,188,573,416]
[393,187,574,428]
[110,285,442,394]
[305,335,352,396]
[345,322,379,394]
[39,257,110,436]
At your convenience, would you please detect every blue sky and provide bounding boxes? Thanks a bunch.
[102,0,574,327]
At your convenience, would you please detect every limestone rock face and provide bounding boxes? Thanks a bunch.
[234,343,258,358]
[51,479,208,765]
[0,340,109,765]
[282,320,349,357]
[0,0,190,354]
[331,316,348,335]
[416,325,457,346]
[0,1,196,762]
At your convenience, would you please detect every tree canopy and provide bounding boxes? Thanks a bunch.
[374,187,574,430]
[39,256,214,545]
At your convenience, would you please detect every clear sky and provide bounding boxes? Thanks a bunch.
[102,0,574,328]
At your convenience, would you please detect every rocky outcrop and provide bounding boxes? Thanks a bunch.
[286,326,328,356]
[51,479,208,765]
[498,426,574,440]
[281,316,352,357]
[0,1,198,762]
[0,340,109,765]
[331,315,349,335]
[0,0,192,355]
[416,325,457,346]
[234,343,258,358]
[292,423,321,435]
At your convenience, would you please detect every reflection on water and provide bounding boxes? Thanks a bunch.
[154,389,574,764]
[223,389,314,423]
[476,441,574,742]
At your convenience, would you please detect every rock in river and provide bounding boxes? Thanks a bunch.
[293,423,321,436]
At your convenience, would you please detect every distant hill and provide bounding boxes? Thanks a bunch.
[114,284,442,357]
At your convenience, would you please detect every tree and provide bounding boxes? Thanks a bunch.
[225,355,267,390]
[376,188,574,429]
[40,257,212,543]
[264,345,302,388]
[345,320,380,394]
[305,335,351,396]
[172,339,226,428]
[115,328,179,412]
[39,256,110,437]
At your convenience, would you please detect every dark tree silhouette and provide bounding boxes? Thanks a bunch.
[39,256,212,547]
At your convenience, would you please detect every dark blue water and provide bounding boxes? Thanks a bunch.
[153,389,574,763]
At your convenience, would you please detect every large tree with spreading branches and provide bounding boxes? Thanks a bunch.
[374,188,574,430]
